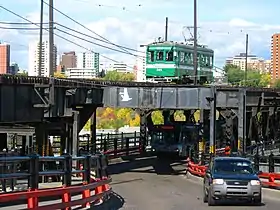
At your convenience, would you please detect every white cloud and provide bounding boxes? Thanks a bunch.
[1,15,277,70]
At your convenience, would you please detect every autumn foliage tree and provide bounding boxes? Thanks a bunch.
[83,71,139,131]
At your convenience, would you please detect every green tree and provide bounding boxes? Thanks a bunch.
[17,70,28,76]
[224,64,244,84]
[224,64,270,87]
[273,79,280,88]
[259,73,270,87]
[103,70,135,81]
[151,111,164,124]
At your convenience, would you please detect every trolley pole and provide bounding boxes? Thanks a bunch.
[165,17,168,41]
[193,0,198,85]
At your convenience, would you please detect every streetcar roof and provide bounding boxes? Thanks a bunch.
[147,41,214,53]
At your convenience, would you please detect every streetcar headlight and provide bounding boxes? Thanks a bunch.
[250,180,260,186]
[212,179,224,185]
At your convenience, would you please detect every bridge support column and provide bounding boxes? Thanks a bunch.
[90,109,97,153]
[208,88,216,155]
[238,89,246,154]
[35,124,48,156]
[140,110,149,153]
[198,110,205,160]
[72,111,79,158]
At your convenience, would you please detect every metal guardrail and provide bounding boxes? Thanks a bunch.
[0,153,111,209]
[0,152,108,192]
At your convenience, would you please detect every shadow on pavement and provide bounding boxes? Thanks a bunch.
[108,154,186,176]
[90,191,125,210]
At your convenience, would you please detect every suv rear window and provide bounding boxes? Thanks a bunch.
[213,159,254,174]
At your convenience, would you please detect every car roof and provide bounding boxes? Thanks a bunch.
[214,156,250,162]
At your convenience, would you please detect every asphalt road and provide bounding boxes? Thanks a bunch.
[97,156,280,210]
[1,155,280,209]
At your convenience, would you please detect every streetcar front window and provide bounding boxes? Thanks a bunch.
[166,51,173,61]
[156,51,164,60]
[210,56,213,67]
[148,51,155,62]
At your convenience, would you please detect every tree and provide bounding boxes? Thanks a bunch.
[54,72,66,78]
[259,73,270,87]
[273,79,280,88]
[17,70,28,76]
[151,111,164,125]
[224,64,270,87]
[103,70,135,81]
[224,64,244,84]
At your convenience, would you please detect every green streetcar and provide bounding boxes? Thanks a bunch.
[145,41,214,84]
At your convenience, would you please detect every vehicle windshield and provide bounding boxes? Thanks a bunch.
[213,159,255,174]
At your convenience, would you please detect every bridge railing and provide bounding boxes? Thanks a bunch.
[52,131,140,156]
[0,153,111,209]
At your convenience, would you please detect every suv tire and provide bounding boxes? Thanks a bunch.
[207,188,216,206]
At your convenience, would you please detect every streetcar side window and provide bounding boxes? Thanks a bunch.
[156,51,164,60]
[166,51,173,61]
[148,51,155,62]
[180,52,185,63]
[185,52,193,65]
[199,53,208,67]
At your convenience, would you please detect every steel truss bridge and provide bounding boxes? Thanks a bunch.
[0,74,279,157]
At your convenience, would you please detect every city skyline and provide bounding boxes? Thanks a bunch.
[1,0,280,70]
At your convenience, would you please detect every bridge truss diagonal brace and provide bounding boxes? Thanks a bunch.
[33,78,55,108]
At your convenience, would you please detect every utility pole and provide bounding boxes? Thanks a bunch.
[193,0,198,85]
[244,34,249,85]
[38,0,44,76]
[165,17,168,41]
[49,0,54,77]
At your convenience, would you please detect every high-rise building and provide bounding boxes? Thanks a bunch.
[28,40,57,77]
[271,33,280,80]
[65,52,99,79]
[77,52,99,71]
[61,51,77,69]
[0,43,10,74]
[225,53,270,73]
[135,46,146,82]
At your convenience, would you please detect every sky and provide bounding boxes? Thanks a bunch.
[0,0,280,71]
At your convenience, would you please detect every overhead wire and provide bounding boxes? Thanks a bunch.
[0,21,145,55]
[0,5,120,63]
[55,22,145,54]
[0,21,50,25]
[43,0,136,56]
[55,27,144,57]
[0,26,50,30]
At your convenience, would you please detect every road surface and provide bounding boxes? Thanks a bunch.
[99,156,280,210]
[1,156,280,209]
